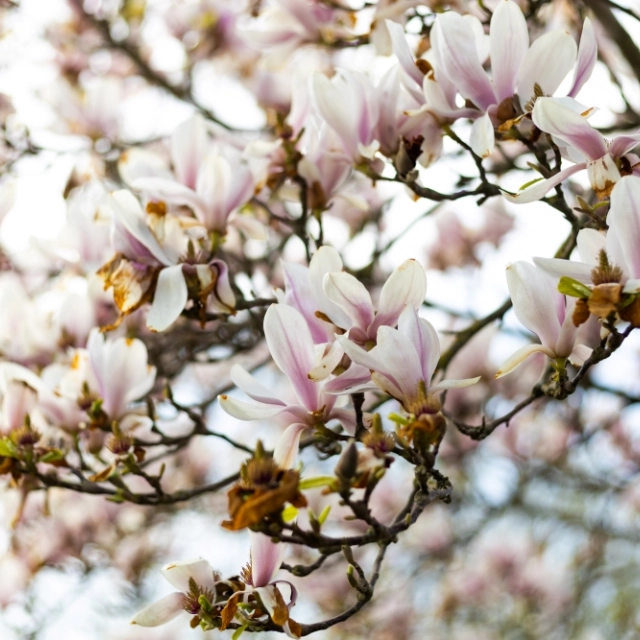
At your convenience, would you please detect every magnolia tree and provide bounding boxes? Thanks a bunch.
[2,0,640,638]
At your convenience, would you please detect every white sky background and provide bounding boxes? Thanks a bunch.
[1,0,640,637]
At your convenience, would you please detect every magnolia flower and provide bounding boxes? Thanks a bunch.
[99,190,235,331]
[505,97,640,202]
[389,2,596,158]
[534,176,640,323]
[131,536,298,635]
[496,262,591,378]
[219,304,357,466]
[332,306,479,412]
[131,559,220,627]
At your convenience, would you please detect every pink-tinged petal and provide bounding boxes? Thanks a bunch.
[162,559,216,592]
[469,112,495,159]
[370,371,404,400]
[282,261,332,344]
[264,305,319,412]
[308,247,351,330]
[532,256,593,284]
[311,73,357,158]
[373,259,427,332]
[421,78,479,120]
[273,423,307,470]
[432,12,496,111]
[503,162,587,203]
[195,154,232,231]
[2,381,37,432]
[208,259,236,313]
[109,190,171,265]
[147,265,188,332]
[517,31,577,106]
[132,177,207,221]
[130,592,184,627]
[398,306,440,383]
[569,344,592,366]
[495,343,556,378]
[372,326,423,401]
[322,363,374,395]
[609,134,640,159]
[431,377,481,392]
[568,18,597,98]
[230,364,285,406]
[577,228,606,265]
[171,114,209,190]
[532,98,606,160]
[323,272,374,332]
[385,19,424,88]
[506,261,561,350]
[490,0,529,102]
[328,407,357,435]
[607,176,640,278]
[250,531,287,587]
[218,394,287,421]
[255,585,288,625]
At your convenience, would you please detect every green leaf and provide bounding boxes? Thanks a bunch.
[299,475,336,490]
[282,505,298,522]
[232,625,248,640]
[0,438,18,459]
[558,276,592,299]
[39,449,66,463]
[318,505,331,525]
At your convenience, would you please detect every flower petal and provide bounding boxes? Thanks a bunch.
[147,265,188,332]
[517,30,577,107]
[432,12,496,111]
[130,592,184,627]
[230,364,285,406]
[264,305,319,412]
[532,98,606,160]
[385,19,424,89]
[323,272,374,332]
[506,261,561,349]
[431,376,481,392]
[469,112,495,159]
[250,531,287,588]
[398,306,440,383]
[308,247,352,329]
[162,558,216,592]
[218,394,287,421]
[273,423,307,470]
[567,18,597,98]
[372,259,427,332]
[532,256,594,283]
[490,0,529,103]
[502,162,587,203]
[171,114,209,190]
[606,175,640,279]
[495,343,556,378]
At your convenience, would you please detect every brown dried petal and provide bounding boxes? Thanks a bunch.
[587,283,622,318]
[572,298,591,326]
[620,296,640,327]
[220,593,239,630]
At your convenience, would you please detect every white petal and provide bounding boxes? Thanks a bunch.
[495,343,555,378]
[532,256,594,284]
[607,176,640,279]
[517,30,577,106]
[308,247,351,329]
[569,343,592,366]
[469,112,495,158]
[218,395,286,421]
[577,228,606,265]
[506,261,561,349]
[230,364,284,406]
[490,0,529,103]
[171,114,209,190]
[398,306,440,383]
[162,559,216,592]
[385,19,424,88]
[308,341,344,382]
[147,265,188,332]
[373,259,427,331]
[502,162,587,203]
[273,423,307,470]
[130,592,184,627]
[250,531,287,588]
[431,376,481,392]
[568,18,597,99]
